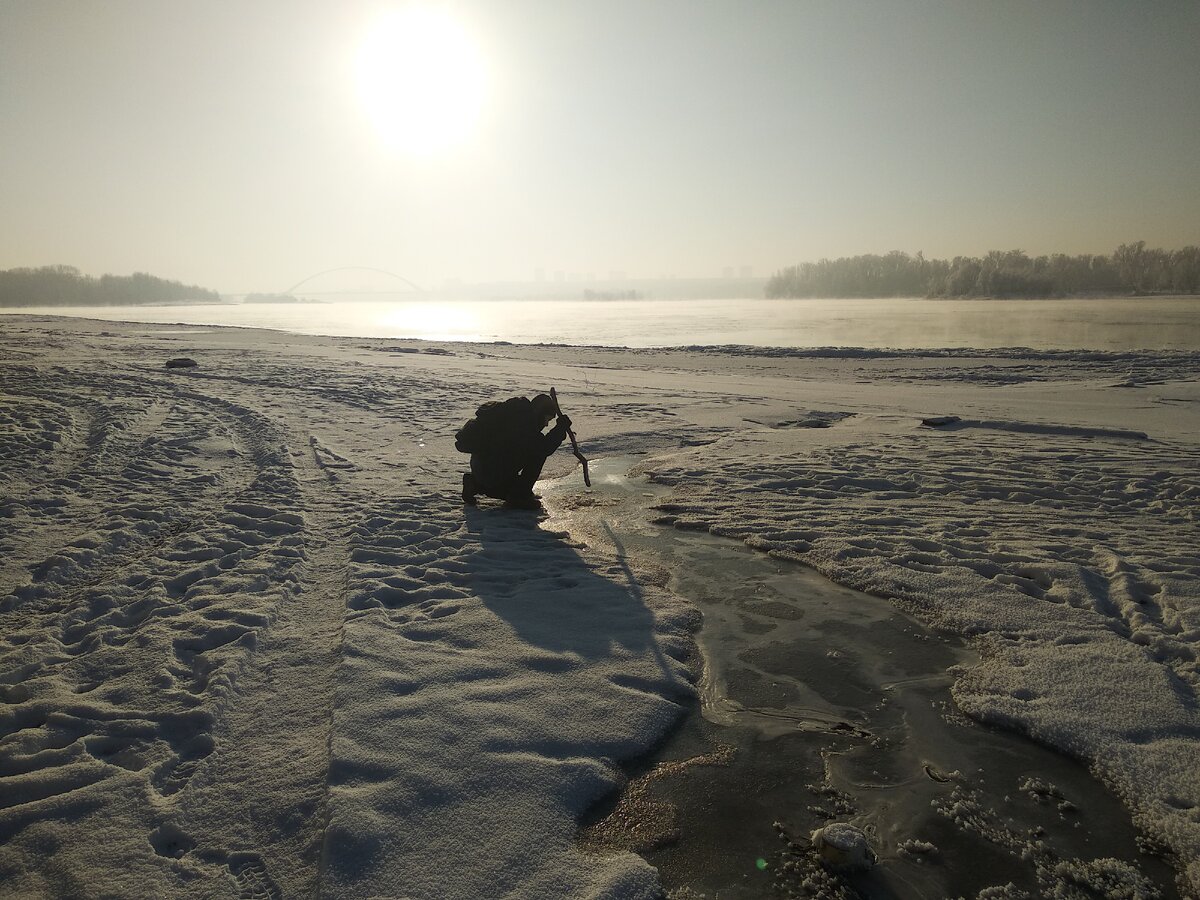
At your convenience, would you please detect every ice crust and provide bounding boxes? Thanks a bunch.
[810,822,875,871]
[1,317,1198,897]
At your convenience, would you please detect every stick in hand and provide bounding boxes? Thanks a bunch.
[549,387,591,487]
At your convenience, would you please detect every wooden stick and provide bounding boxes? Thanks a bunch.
[549,387,591,487]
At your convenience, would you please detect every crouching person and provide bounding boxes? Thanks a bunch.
[457,393,571,510]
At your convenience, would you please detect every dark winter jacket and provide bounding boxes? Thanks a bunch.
[474,397,568,463]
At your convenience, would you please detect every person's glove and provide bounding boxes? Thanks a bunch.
[557,414,572,430]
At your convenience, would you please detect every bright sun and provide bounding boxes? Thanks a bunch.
[354,6,488,155]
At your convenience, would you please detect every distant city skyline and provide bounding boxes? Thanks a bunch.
[2,1,1198,293]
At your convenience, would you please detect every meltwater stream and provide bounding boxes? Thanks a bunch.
[544,458,1178,900]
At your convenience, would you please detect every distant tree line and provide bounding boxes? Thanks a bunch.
[0,265,220,307]
[765,243,1200,299]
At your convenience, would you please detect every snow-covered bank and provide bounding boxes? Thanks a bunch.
[0,317,700,899]
[1,315,1198,897]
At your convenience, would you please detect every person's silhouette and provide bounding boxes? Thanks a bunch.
[459,393,571,509]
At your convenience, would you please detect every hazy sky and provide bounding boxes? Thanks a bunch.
[2,1,1198,292]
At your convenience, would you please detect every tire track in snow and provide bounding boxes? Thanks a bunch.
[0,363,312,897]
[164,429,354,900]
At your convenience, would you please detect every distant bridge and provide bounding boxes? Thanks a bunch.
[284,266,425,295]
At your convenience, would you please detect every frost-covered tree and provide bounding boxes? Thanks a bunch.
[0,266,220,307]
[765,243,1198,299]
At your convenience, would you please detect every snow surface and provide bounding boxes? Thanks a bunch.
[1,315,1198,897]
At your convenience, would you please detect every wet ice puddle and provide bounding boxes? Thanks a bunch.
[543,457,1178,899]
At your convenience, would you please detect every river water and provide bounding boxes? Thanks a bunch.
[4,295,1199,350]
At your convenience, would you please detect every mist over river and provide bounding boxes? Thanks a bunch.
[4,295,1198,351]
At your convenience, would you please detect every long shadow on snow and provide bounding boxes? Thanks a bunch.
[462,506,684,683]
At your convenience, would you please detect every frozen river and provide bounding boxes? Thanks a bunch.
[4,295,1199,350]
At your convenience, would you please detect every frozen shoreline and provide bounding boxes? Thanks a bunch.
[546,459,1180,897]
[1,315,1198,897]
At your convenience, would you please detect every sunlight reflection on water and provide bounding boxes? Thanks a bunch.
[5,296,1199,350]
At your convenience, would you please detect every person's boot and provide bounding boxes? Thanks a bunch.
[462,473,477,505]
[503,493,543,511]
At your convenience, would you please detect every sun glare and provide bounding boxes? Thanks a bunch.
[354,5,488,155]
[374,302,478,339]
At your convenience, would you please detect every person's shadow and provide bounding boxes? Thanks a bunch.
[320,504,698,899]
[461,505,692,692]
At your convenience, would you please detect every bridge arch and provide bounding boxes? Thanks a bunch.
[284,266,425,295]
